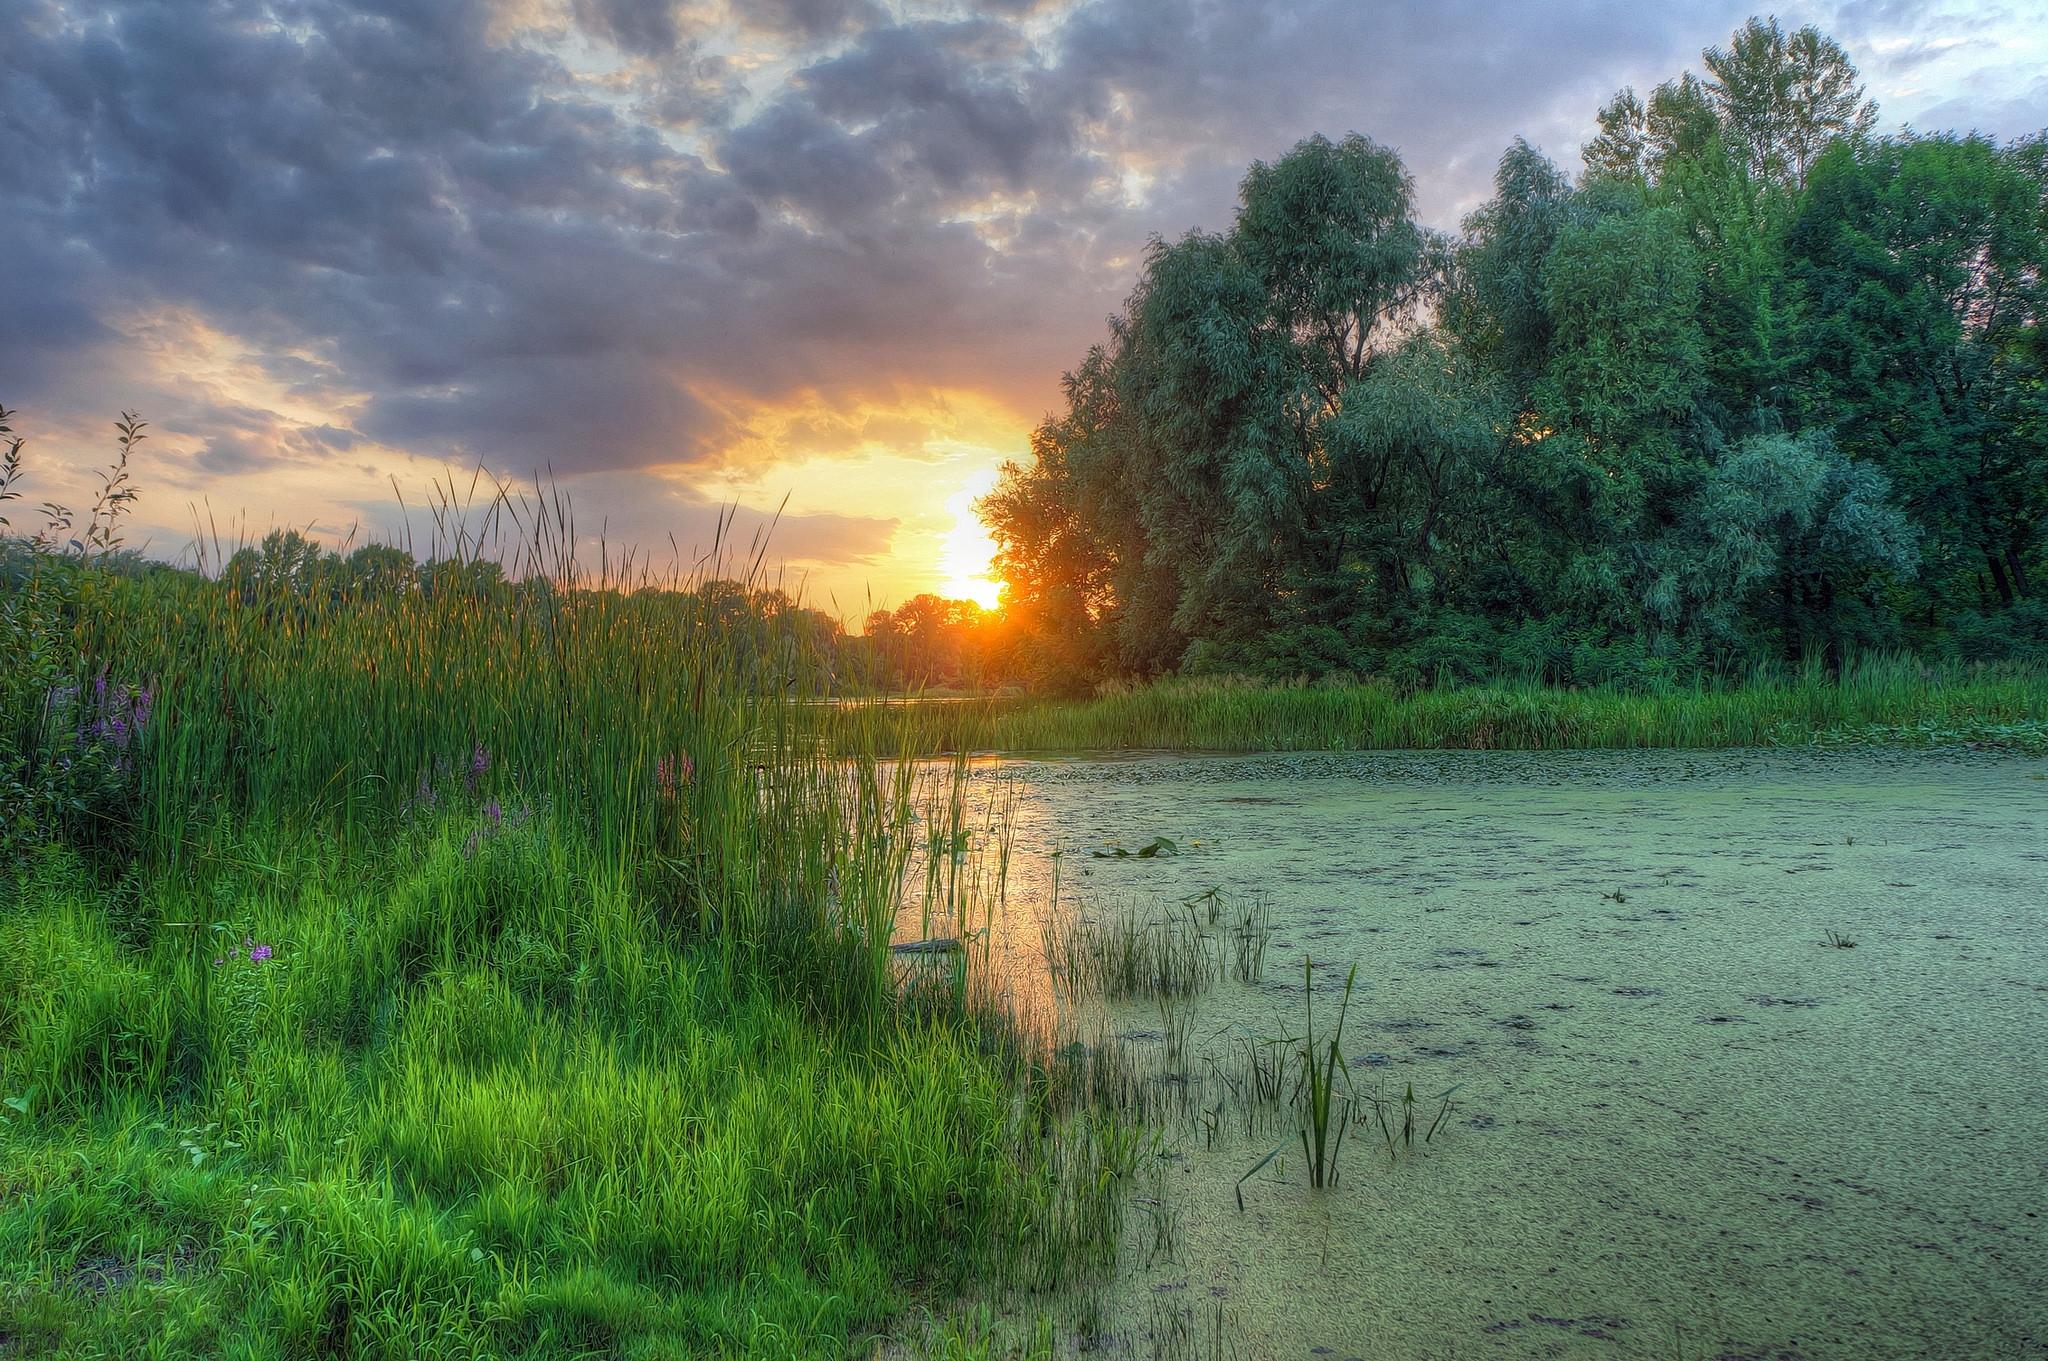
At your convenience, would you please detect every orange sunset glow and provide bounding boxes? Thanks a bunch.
[937,468,1006,611]
[8,2,2041,624]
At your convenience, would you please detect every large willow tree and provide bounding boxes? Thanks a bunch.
[988,16,2044,688]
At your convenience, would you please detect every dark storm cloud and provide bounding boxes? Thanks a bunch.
[797,20,1069,191]
[2,0,2035,548]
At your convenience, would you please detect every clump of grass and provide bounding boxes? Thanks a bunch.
[1229,892,1273,983]
[1236,958,1358,1206]
[1296,958,1356,1190]
[1822,929,1858,949]
[1159,997,1192,1067]
[1361,1076,1460,1157]
[1145,1297,1244,1360]
[1042,886,1273,1002]
[1043,900,1218,1000]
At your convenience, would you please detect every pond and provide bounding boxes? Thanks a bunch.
[920,749,2048,1359]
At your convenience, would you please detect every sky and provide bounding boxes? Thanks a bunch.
[5,0,2045,619]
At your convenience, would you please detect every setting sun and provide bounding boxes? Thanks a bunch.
[936,467,1005,610]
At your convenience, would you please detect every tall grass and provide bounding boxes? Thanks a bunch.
[47,484,971,1013]
[0,471,1127,1357]
[0,832,1055,1358]
[824,658,2048,755]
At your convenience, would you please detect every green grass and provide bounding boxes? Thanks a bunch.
[0,496,1129,1358]
[823,656,2048,755]
[0,819,1076,1358]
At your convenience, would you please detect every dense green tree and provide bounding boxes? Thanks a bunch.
[1683,431,1917,658]
[1704,17,1876,191]
[1787,135,2047,622]
[1583,76,1719,186]
[1321,333,1511,597]
[1659,131,1783,422]
[1451,139,1575,399]
[1235,133,1435,409]
[988,134,1437,676]
[983,16,2045,687]
[343,544,418,596]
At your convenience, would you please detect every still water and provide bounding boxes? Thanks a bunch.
[917,749,2048,1359]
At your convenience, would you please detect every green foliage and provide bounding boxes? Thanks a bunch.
[1685,431,1917,657]
[984,132,1453,678]
[985,16,2046,687]
[1540,195,1706,450]
[1449,138,1574,393]
[0,412,157,863]
[1234,132,1434,405]
[1703,17,1877,190]
[1787,133,2048,629]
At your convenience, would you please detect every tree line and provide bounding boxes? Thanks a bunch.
[983,17,2048,690]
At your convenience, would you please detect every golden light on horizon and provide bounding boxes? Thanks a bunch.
[937,467,1006,610]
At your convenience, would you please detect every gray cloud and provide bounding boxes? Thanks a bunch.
[572,0,686,55]
[3,0,2041,543]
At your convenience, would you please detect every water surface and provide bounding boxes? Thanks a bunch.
[936,749,2048,1359]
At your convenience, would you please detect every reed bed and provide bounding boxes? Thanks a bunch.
[821,657,2048,756]
[0,481,1133,1358]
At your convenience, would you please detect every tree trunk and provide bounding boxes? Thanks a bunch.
[1986,550,2015,608]
[2003,546,2031,601]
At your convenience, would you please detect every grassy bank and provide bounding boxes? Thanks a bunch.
[0,526,1123,1358]
[0,828,1055,1358]
[826,658,2048,755]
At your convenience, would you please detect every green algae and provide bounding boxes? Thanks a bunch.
[935,748,2048,1359]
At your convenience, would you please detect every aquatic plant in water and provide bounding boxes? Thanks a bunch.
[1361,1077,1460,1157]
[1237,958,1357,1206]
[1296,958,1356,1189]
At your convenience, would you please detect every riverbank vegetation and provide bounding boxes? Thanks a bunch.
[983,18,2048,694]
[0,435,1131,1359]
[820,658,2048,756]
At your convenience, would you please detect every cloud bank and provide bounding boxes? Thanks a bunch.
[3,0,2040,601]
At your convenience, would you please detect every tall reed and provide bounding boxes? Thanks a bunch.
[822,659,2048,756]
[0,456,1128,1357]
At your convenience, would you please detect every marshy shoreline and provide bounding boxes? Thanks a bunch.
[3,522,2043,1359]
[820,663,2048,761]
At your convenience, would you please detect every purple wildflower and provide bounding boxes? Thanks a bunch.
[466,742,491,790]
[485,799,503,825]
[657,751,694,798]
[249,944,273,964]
